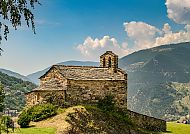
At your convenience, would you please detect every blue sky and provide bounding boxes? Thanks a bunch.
[0,0,189,75]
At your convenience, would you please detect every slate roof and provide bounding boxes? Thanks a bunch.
[100,51,118,58]
[40,65,127,80]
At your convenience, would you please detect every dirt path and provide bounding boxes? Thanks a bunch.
[31,106,84,134]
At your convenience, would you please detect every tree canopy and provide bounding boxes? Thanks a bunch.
[0,0,40,52]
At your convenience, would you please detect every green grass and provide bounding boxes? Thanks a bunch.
[5,127,56,134]
[57,107,66,114]
[163,122,190,134]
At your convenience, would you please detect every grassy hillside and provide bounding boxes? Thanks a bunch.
[30,106,162,134]
[13,128,56,134]
[16,105,190,134]
[0,71,37,111]
[165,122,190,134]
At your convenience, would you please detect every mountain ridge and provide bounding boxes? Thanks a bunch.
[0,68,31,82]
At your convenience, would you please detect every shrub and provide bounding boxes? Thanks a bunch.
[30,103,57,122]
[17,110,31,128]
[97,94,116,112]
[17,103,57,128]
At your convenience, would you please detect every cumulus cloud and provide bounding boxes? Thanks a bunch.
[77,22,190,59]
[77,36,131,60]
[123,21,161,50]
[124,22,161,39]
[124,22,190,50]
[155,24,190,45]
[166,0,190,24]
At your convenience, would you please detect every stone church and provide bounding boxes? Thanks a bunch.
[25,51,167,132]
[26,51,128,108]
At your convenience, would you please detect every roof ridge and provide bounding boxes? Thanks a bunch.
[53,65,100,68]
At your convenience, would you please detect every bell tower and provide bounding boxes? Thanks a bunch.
[100,51,118,72]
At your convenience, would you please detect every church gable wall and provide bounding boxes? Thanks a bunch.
[40,68,67,88]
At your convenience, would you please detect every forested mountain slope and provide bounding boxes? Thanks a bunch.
[0,72,37,111]
[119,42,190,119]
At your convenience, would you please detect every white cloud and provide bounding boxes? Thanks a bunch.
[77,22,190,59]
[123,21,161,50]
[185,24,190,32]
[123,22,190,50]
[155,24,190,45]
[166,0,190,24]
[124,22,161,39]
[162,23,172,34]
[77,36,131,60]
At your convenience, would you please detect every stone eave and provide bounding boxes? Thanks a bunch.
[25,89,65,95]
[66,78,126,81]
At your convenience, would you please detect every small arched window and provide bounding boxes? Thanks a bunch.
[37,93,40,101]
[103,58,106,67]
[108,57,111,67]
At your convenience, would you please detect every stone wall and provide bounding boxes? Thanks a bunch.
[127,110,166,132]
[66,79,127,108]
[26,78,127,108]
[26,90,65,106]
